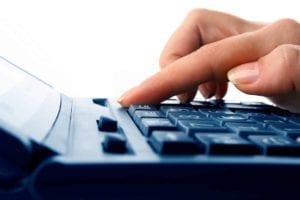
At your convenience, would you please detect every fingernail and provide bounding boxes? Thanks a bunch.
[199,85,213,99]
[178,96,189,104]
[117,86,137,106]
[227,62,259,85]
[117,94,125,104]
[117,90,130,105]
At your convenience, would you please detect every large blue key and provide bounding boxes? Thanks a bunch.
[178,120,229,135]
[128,105,158,116]
[133,110,164,123]
[138,118,177,137]
[160,105,195,116]
[149,131,204,154]
[167,111,207,124]
[225,122,276,137]
[195,134,259,155]
[248,135,300,156]
[269,122,300,138]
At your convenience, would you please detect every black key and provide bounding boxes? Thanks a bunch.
[98,116,118,132]
[167,111,207,124]
[225,122,276,137]
[102,133,127,153]
[195,134,259,155]
[177,120,229,135]
[248,135,300,156]
[149,131,204,154]
[138,118,177,137]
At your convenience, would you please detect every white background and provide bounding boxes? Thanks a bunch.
[0,0,298,102]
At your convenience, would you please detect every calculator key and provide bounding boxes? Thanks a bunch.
[287,116,300,125]
[197,108,232,116]
[271,110,292,121]
[160,105,194,115]
[167,111,207,124]
[248,135,300,156]
[225,103,272,111]
[133,110,164,123]
[102,133,127,153]
[177,120,229,135]
[138,118,177,137]
[97,116,118,132]
[249,115,285,125]
[149,131,204,154]
[225,122,277,137]
[195,134,259,155]
[209,113,247,125]
[269,122,300,138]
[128,105,158,116]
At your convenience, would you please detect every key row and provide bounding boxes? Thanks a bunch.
[148,131,300,156]
[129,109,300,138]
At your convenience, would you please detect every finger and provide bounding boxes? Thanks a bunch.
[159,9,263,67]
[177,88,198,103]
[198,81,217,99]
[228,44,300,95]
[227,44,300,111]
[215,82,228,99]
[119,19,300,106]
[159,9,264,103]
[198,81,228,99]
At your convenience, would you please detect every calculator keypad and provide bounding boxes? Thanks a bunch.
[128,100,300,156]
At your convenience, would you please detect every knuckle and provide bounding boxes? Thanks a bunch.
[273,18,299,33]
[159,56,168,68]
[277,44,300,90]
[186,8,210,21]
[278,44,300,69]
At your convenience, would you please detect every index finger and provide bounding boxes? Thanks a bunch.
[119,19,300,106]
[159,9,261,67]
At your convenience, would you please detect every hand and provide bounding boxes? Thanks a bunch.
[118,9,300,113]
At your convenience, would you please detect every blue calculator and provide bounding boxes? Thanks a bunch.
[0,57,299,199]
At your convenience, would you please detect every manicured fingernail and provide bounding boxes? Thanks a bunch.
[228,62,259,85]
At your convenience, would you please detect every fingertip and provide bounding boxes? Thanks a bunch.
[117,86,138,107]
[215,82,228,99]
[198,82,217,99]
[177,88,197,104]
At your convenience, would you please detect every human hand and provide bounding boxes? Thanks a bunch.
[118,9,300,113]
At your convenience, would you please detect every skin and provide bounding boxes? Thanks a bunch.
[118,9,300,113]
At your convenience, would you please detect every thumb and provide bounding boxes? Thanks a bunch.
[227,44,300,97]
